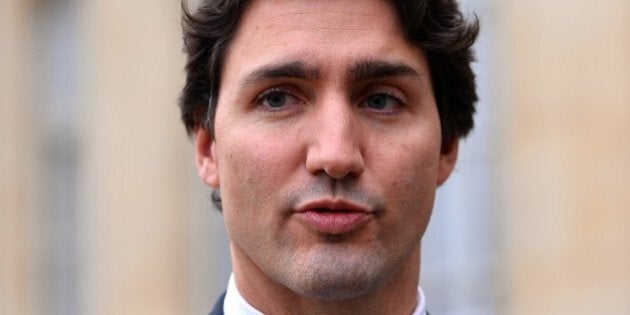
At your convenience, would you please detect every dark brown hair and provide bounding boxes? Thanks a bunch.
[180,0,479,209]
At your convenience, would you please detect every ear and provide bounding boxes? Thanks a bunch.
[436,139,459,186]
[195,128,220,188]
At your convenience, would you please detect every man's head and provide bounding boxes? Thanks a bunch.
[181,0,478,306]
[180,0,478,143]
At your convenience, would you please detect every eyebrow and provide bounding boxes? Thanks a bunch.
[348,60,422,82]
[240,59,421,86]
[241,61,320,86]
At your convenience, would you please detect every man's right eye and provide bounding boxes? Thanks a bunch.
[257,89,301,110]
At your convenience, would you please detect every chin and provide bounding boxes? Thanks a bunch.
[293,276,381,301]
[276,247,391,300]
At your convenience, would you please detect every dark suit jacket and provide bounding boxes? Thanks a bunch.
[209,292,226,315]
[209,291,429,315]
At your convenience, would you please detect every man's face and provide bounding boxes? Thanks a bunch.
[196,0,458,300]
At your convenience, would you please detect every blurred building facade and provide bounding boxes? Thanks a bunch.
[1,0,628,314]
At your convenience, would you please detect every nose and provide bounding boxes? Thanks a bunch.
[305,101,365,179]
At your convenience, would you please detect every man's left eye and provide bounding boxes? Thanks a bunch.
[363,93,403,111]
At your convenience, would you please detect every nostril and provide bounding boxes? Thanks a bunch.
[306,149,365,180]
[305,118,365,178]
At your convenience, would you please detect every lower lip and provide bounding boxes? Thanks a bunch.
[295,211,371,235]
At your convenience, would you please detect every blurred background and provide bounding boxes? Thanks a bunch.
[1,0,628,314]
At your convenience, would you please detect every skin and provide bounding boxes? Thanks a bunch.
[195,0,459,314]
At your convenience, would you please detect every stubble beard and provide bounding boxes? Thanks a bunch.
[233,179,423,301]
[267,237,411,301]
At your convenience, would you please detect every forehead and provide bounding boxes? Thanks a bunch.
[222,0,426,81]
[235,0,403,43]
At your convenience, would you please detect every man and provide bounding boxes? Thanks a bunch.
[180,0,478,314]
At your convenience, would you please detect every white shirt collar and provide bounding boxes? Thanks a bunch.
[224,274,264,315]
[223,273,427,315]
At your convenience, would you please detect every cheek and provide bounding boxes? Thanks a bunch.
[216,128,301,214]
[370,135,441,230]
[216,130,305,253]
[373,135,441,191]
[222,140,296,185]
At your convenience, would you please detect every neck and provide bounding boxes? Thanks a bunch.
[231,244,421,315]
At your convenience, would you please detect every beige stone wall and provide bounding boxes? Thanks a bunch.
[1,1,38,314]
[498,0,630,314]
[75,1,192,314]
[1,0,199,314]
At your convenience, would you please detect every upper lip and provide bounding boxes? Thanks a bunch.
[294,198,371,213]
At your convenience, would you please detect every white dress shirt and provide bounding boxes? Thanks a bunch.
[223,273,427,315]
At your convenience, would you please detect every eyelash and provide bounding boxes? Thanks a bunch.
[361,91,407,111]
[255,87,302,109]
[367,91,404,104]
[253,87,407,112]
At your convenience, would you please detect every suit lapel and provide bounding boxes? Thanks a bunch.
[209,291,226,315]
[209,290,428,315]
